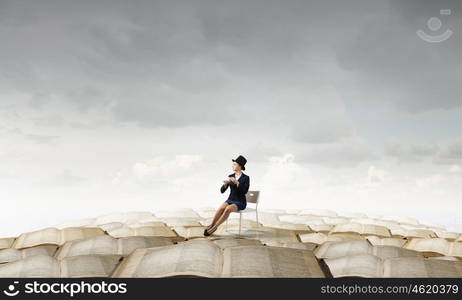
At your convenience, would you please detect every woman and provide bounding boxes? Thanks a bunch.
[204,155,250,236]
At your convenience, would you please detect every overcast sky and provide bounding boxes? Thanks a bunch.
[1,0,461,236]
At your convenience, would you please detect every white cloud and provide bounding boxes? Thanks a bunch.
[40,169,87,187]
[435,139,462,165]
[384,138,439,162]
[367,165,387,184]
[0,0,460,236]
[132,155,203,182]
[261,154,306,188]
[448,165,461,173]
[295,136,377,167]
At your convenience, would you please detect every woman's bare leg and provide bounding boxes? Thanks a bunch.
[208,204,238,234]
[207,202,229,229]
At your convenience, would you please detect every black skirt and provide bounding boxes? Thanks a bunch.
[225,199,246,211]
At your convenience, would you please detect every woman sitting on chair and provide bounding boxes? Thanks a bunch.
[204,155,250,236]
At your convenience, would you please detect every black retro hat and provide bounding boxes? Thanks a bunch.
[232,155,247,170]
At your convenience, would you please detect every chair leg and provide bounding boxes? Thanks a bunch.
[256,210,259,228]
[238,212,242,236]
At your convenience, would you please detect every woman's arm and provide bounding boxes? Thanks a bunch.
[236,176,250,194]
[220,182,229,193]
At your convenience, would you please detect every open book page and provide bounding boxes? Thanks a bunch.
[254,228,300,244]
[330,223,354,234]
[429,256,460,261]
[213,238,262,249]
[448,242,462,258]
[95,212,157,225]
[315,240,373,259]
[324,254,383,278]
[60,254,123,277]
[276,214,309,224]
[173,226,208,239]
[328,233,365,242]
[106,225,178,238]
[0,245,57,264]
[331,223,363,235]
[264,241,317,251]
[404,238,451,256]
[390,228,435,239]
[372,245,423,259]
[323,217,351,225]
[222,245,325,278]
[256,212,281,225]
[435,231,460,241]
[362,224,391,237]
[22,245,57,258]
[111,240,223,278]
[125,221,166,228]
[0,238,15,249]
[13,227,61,249]
[125,212,162,223]
[98,222,125,232]
[308,224,333,233]
[60,227,106,244]
[299,233,331,244]
[366,236,407,247]
[199,218,213,227]
[56,235,175,259]
[117,236,174,255]
[265,223,311,233]
[195,209,215,219]
[161,218,202,227]
[414,229,437,238]
[55,235,118,260]
[0,249,22,264]
[383,257,462,277]
[215,219,260,232]
[331,223,390,238]
[154,209,200,219]
[0,254,60,277]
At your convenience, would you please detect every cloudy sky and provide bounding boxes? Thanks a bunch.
[1,0,461,236]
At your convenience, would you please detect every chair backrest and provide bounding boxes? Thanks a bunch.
[246,190,260,204]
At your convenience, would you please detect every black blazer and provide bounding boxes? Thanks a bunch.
[220,173,250,203]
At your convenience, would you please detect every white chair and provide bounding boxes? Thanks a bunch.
[226,190,260,236]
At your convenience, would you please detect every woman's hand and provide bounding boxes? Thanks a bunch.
[229,177,238,185]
